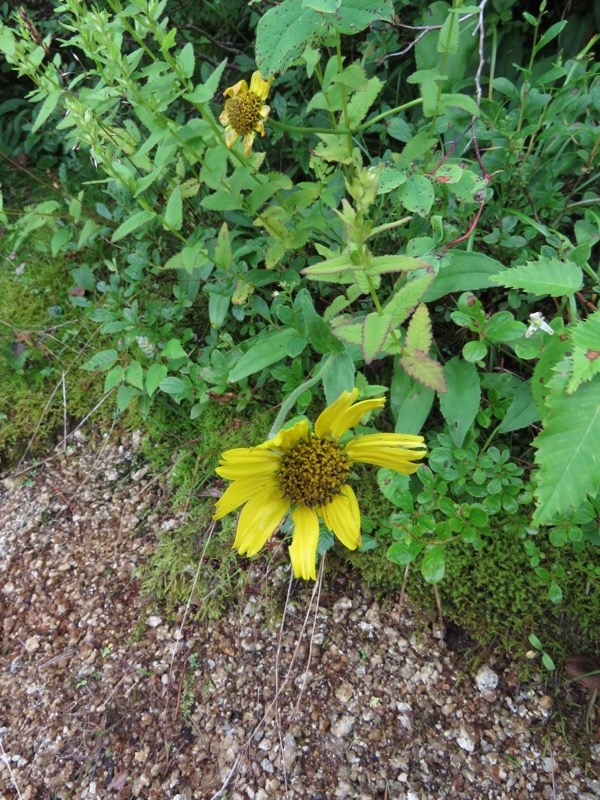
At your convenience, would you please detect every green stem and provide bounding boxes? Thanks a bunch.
[268,119,353,136]
[336,34,354,163]
[269,357,334,438]
[367,216,412,240]
[356,99,423,133]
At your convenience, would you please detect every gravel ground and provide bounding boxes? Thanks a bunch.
[1,432,599,799]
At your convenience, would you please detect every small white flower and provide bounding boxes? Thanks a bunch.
[526,312,555,338]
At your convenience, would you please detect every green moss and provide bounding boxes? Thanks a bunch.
[0,246,105,466]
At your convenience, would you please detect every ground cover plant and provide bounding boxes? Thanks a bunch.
[0,0,599,728]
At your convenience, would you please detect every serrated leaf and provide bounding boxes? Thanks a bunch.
[438,357,479,445]
[302,254,355,283]
[377,469,410,506]
[438,92,480,117]
[567,310,600,393]
[330,317,363,346]
[369,255,429,275]
[104,365,125,393]
[116,384,139,412]
[125,360,144,391]
[164,185,182,230]
[405,303,432,353]
[183,58,227,103]
[437,12,459,53]
[146,364,168,396]
[532,375,600,525]
[400,350,447,394]
[347,76,384,127]
[82,349,119,372]
[383,273,434,326]
[492,257,583,297]
[362,313,393,364]
[162,338,188,360]
[179,42,195,78]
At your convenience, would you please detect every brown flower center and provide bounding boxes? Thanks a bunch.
[224,90,263,136]
[278,436,351,508]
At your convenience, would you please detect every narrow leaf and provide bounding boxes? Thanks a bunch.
[111,210,155,243]
[228,328,299,383]
[362,313,393,364]
[438,357,480,445]
[164,185,183,230]
[424,250,505,302]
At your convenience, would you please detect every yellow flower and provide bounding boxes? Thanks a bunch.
[219,70,272,156]
[214,389,426,580]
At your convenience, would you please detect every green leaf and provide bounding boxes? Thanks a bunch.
[548,581,563,604]
[404,303,432,353]
[214,222,232,270]
[209,294,230,328]
[303,0,341,12]
[183,58,227,103]
[536,20,568,52]
[383,274,434,326]
[542,652,555,671]
[400,350,447,394]
[421,546,445,584]
[532,375,600,525]
[462,340,487,362]
[391,366,435,435]
[104,365,125,393]
[116,384,139,412]
[333,0,394,35]
[322,350,355,404]
[256,0,324,76]
[424,251,506,302]
[387,538,424,566]
[376,163,407,193]
[228,328,299,383]
[201,191,243,211]
[347,76,384,127]
[567,310,600,393]
[369,254,429,275]
[492,257,583,297]
[146,364,168,396]
[498,381,539,433]
[362,313,393,364]
[302,254,355,283]
[125,360,145,391]
[162,338,188,360]
[439,357,480,446]
[296,289,343,355]
[32,91,61,134]
[438,92,480,117]
[437,12,459,53]
[377,469,411,506]
[164,185,183,230]
[82,349,119,372]
[111,210,156,243]
[398,174,435,216]
[485,311,526,344]
[179,42,195,78]
[159,376,188,395]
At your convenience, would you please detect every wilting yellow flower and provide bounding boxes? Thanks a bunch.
[214,389,426,580]
[219,70,272,156]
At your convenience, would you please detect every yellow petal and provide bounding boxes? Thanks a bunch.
[215,450,280,480]
[223,79,247,98]
[320,486,361,551]
[233,489,289,556]
[258,419,310,453]
[224,126,238,149]
[314,389,359,438]
[249,70,272,100]
[345,435,426,474]
[259,104,271,120]
[219,108,230,125]
[328,397,386,440]
[243,131,257,156]
[289,506,319,580]
[213,477,272,520]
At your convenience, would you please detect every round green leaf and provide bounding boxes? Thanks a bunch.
[421,545,445,584]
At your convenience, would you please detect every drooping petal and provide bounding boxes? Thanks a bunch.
[223,79,247,98]
[214,476,274,520]
[345,433,426,474]
[320,486,361,551]
[258,419,310,453]
[215,450,280,480]
[289,505,319,580]
[242,131,257,156]
[249,70,272,100]
[224,126,238,149]
[233,488,290,556]
[328,397,386,440]
[314,389,359,438]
